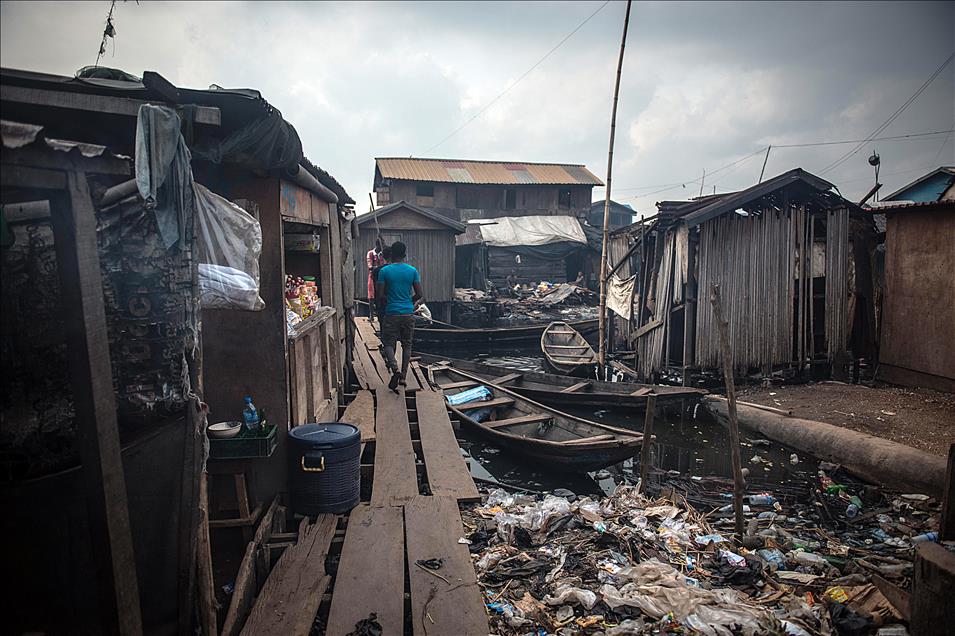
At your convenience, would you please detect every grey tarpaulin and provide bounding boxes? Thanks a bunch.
[135,104,194,248]
[607,273,636,320]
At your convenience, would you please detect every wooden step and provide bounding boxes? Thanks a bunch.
[459,397,514,410]
[484,414,552,429]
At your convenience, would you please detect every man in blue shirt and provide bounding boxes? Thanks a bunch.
[375,241,424,391]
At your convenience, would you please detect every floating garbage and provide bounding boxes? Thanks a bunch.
[464,466,937,636]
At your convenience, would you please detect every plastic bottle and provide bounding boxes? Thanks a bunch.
[790,550,828,569]
[242,396,260,432]
[748,494,776,505]
[911,532,938,544]
[846,503,860,519]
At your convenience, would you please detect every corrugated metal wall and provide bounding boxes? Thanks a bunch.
[354,228,456,302]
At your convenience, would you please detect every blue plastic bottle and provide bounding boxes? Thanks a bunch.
[242,396,260,432]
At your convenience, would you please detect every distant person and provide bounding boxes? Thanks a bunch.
[376,241,424,391]
[574,271,585,286]
[366,239,384,318]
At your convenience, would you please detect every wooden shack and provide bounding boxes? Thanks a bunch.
[0,66,355,634]
[609,168,876,382]
[354,200,465,321]
[876,198,954,392]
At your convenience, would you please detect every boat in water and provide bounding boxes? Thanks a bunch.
[541,321,598,377]
[414,318,598,348]
[417,353,706,410]
[425,364,643,470]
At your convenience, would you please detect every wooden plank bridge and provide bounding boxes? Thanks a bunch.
[228,317,487,635]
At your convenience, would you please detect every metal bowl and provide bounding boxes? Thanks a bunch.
[208,421,243,439]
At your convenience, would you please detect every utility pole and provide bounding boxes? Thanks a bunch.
[597,0,633,379]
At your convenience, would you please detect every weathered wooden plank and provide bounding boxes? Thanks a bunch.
[405,496,488,636]
[325,506,405,635]
[371,389,419,506]
[461,397,514,410]
[240,515,337,636]
[439,380,480,390]
[1,84,221,124]
[289,336,309,425]
[415,391,480,502]
[49,173,143,635]
[340,390,375,444]
[221,498,281,636]
[197,475,218,636]
[493,372,524,385]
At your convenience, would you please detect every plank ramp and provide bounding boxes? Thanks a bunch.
[340,390,375,445]
[415,390,480,502]
[240,514,337,635]
[371,388,419,506]
[325,505,405,635]
[405,496,488,635]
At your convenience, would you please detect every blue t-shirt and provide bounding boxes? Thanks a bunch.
[377,262,420,315]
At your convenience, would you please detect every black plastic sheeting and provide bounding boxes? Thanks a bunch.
[191,105,303,173]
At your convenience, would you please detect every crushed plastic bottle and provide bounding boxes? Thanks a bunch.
[911,532,938,544]
[846,504,860,519]
[747,494,776,505]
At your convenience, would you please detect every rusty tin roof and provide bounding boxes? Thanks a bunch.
[375,157,603,186]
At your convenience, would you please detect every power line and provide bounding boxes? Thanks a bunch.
[775,129,953,148]
[611,129,954,193]
[820,51,955,175]
[421,1,611,155]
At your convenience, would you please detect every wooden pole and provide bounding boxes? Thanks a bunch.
[50,172,143,635]
[638,394,658,493]
[197,474,219,636]
[597,0,632,380]
[710,283,746,540]
[941,443,955,541]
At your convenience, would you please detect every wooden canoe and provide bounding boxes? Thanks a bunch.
[414,318,598,348]
[541,321,598,377]
[427,365,642,471]
[417,353,707,409]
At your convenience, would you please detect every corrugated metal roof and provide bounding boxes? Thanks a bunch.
[376,157,603,186]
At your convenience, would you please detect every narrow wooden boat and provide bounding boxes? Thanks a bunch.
[417,353,707,409]
[414,318,598,348]
[541,321,598,377]
[427,365,642,471]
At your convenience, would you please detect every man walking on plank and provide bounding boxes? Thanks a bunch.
[375,241,424,391]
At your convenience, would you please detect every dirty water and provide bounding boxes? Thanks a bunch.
[453,350,825,500]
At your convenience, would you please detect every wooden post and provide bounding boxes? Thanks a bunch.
[638,395,658,493]
[49,171,143,635]
[910,542,955,635]
[197,474,218,636]
[710,283,746,540]
[597,0,632,379]
[941,443,955,541]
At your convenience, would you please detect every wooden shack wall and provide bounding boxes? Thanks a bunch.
[880,208,955,392]
[354,220,457,303]
[380,181,592,221]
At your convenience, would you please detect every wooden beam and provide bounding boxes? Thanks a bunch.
[49,172,142,635]
[1,84,221,125]
[632,318,663,340]
[910,543,955,635]
[1,163,66,191]
[197,475,218,636]
[493,372,524,385]
[3,144,131,175]
[561,380,592,393]
[485,414,552,429]
[941,443,955,541]
[638,395,657,492]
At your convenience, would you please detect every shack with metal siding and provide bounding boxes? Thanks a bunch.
[355,200,465,320]
[610,168,877,382]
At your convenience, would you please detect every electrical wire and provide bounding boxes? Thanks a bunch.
[819,51,955,175]
[421,0,611,155]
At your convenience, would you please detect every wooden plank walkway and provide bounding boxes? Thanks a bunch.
[415,390,481,502]
[406,496,487,635]
[371,388,419,507]
[326,505,405,634]
[233,317,486,635]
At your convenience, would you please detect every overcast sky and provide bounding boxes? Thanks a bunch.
[2,1,953,214]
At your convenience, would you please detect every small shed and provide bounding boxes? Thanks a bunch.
[355,200,465,319]
[876,197,954,393]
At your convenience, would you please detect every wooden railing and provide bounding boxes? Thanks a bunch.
[288,307,341,425]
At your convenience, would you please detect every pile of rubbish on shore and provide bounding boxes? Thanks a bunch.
[462,465,945,635]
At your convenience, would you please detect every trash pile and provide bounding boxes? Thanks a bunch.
[463,478,939,635]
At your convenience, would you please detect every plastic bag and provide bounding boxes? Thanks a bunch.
[544,584,598,610]
[194,183,264,310]
[414,302,432,322]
